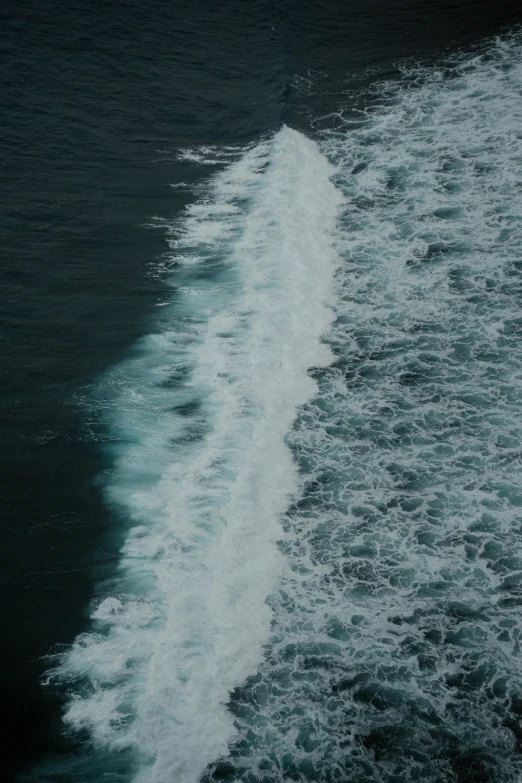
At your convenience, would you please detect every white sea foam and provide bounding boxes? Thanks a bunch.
[211,33,522,783]
[56,127,343,783]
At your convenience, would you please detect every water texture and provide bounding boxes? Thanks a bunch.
[4,2,522,780]
[41,32,522,783]
[205,33,522,783]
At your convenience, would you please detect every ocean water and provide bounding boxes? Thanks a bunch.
[2,2,522,782]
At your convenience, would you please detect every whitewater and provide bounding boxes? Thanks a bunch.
[47,30,522,783]
[54,127,343,783]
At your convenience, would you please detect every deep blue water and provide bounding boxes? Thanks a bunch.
[2,1,522,781]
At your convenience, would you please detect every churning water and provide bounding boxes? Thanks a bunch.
[40,29,522,783]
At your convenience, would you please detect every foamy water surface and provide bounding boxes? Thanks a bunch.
[51,32,522,783]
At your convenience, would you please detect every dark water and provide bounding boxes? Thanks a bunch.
[1,1,521,781]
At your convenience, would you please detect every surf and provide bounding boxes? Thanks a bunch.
[53,126,344,783]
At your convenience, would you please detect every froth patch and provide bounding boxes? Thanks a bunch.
[208,31,522,783]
